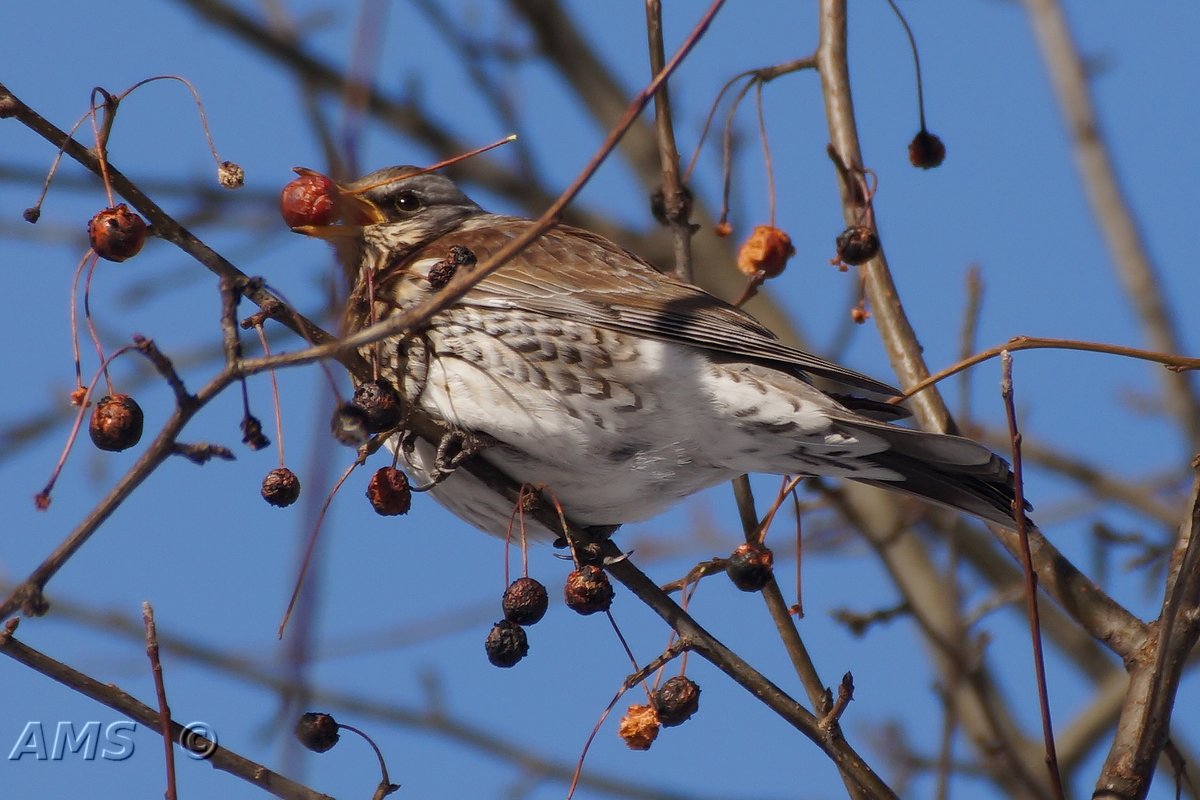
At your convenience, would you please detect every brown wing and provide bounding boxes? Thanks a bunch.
[421,218,902,397]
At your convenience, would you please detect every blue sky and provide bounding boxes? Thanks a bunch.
[3,2,1199,798]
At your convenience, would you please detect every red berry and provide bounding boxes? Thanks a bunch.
[88,205,147,262]
[726,542,774,592]
[280,171,336,228]
[261,467,301,508]
[88,394,144,452]
[564,565,614,615]
[484,620,529,668]
[502,577,549,625]
[366,467,412,516]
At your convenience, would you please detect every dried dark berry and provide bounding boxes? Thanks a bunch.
[23,207,41,224]
[564,565,614,615]
[618,704,660,750]
[295,712,340,753]
[835,225,880,267]
[366,467,412,516]
[649,185,692,226]
[88,204,147,262]
[726,542,774,592]
[280,171,336,228]
[484,620,529,668]
[655,676,701,727]
[427,245,477,290]
[88,394,144,452]
[241,414,270,451]
[502,577,549,625]
[261,467,301,508]
[908,129,946,169]
[331,402,370,447]
[351,379,401,433]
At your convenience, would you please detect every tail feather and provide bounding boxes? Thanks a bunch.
[838,418,1029,528]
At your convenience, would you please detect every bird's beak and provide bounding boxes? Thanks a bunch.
[290,190,387,239]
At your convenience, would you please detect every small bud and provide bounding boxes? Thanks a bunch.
[0,95,17,118]
[261,467,301,508]
[331,402,369,447]
[89,394,144,452]
[564,565,614,615]
[736,225,795,279]
[502,577,549,625]
[88,205,148,262]
[714,221,733,238]
[834,225,880,267]
[217,160,245,189]
[908,129,946,169]
[726,542,774,592]
[618,704,660,750]
[280,171,336,228]
[366,467,411,516]
[351,379,401,433]
[655,676,701,727]
[850,306,871,324]
[484,620,529,668]
[295,712,340,753]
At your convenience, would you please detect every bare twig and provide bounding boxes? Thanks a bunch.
[1001,352,1067,800]
[0,619,331,800]
[143,603,179,800]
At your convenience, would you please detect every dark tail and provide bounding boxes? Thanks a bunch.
[845,420,1029,528]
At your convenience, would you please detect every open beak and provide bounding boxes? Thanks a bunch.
[290,183,387,238]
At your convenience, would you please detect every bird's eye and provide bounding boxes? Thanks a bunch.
[393,190,422,214]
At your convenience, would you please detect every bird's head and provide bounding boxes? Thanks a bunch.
[292,167,483,284]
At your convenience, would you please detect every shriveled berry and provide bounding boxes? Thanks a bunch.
[564,565,614,615]
[88,394,144,452]
[835,225,880,267]
[714,221,732,238]
[351,379,401,433]
[261,467,301,508]
[502,577,549,625]
[736,225,795,278]
[618,704,660,751]
[88,204,147,262]
[484,620,529,668]
[331,402,369,447]
[241,414,270,451]
[908,129,946,169]
[280,170,336,228]
[649,185,692,226]
[218,160,245,189]
[366,467,411,516]
[295,712,340,753]
[726,542,774,592]
[655,676,701,727]
[427,245,477,290]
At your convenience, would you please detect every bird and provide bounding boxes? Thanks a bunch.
[300,166,1024,540]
